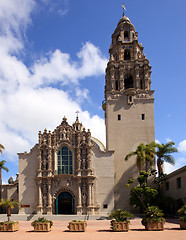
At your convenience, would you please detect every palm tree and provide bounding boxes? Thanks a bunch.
[0,199,19,221]
[125,143,146,170]
[125,143,155,171]
[0,160,9,178]
[155,141,178,176]
[144,142,156,171]
[0,144,5,153]
[0,145,9,201]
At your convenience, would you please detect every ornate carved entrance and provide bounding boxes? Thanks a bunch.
[56,192,74,214]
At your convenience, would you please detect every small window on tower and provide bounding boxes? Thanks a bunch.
[140,80,143,89]
[166,182,169,191]
[118,114,121,121]
[124,31,129,40]
[124,75,133,89]
[142,114,145,120]
[116,81,119,90]
[103,204,108,209]
[177,177,181,189]
[124,49,131,60]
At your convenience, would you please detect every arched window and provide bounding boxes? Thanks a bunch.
[124,75,133,89]
[140,79,143,89]
[57,146,73,174]
[124,31,129,41]
[124,49,131,60]
[115,80,119,90]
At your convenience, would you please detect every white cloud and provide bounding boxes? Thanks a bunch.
[0,0,107,165]
[164,157,186,174]
[0,0,35,45]
[39,0,69,16]
[155,139,161,144]
[77,42,107,77]
[166,138,172,143]
[178,140,186,153]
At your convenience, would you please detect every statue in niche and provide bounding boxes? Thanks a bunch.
[110,54,114,61]
[82,193,87,206]
[66,128,70,140]
[42,137,47,145]
[42,158,47,170]
[43,194,47,207]
[62,128,67,140]
[82,135,86,145]
[82,158,86,169]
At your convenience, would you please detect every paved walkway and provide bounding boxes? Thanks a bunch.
[0,218,185,240]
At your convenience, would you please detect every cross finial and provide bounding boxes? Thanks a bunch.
[75,111,80,121]
[122,2,127,16]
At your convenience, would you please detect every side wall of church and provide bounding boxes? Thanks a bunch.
[1,183,19,213]
[18,146,38,214]
[92,145,115,214]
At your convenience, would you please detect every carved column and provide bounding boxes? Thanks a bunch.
[91,180,95,214]
[60,127,62,140]
[110,67,115,90]
[88,181,92,207]
[119,67,124,90]
[75,179,82,215]
[144,66,149,89]
[76,132,81,175]
[37,180,42,214]
[38,149,42,177]
[87,148,92,176]
[48,148,52,176]
[47,180,52,215]
[91,181,95,206]
[135,65,140,89]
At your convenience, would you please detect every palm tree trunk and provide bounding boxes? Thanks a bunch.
[0,169,2,200]
[7,207,11,222]
[157,158,163,177]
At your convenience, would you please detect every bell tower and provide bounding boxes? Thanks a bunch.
[102,11,155,209]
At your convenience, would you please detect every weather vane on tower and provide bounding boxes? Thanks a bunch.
[122,2,127,16]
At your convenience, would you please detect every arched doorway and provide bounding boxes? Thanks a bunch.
[56,192,74,214]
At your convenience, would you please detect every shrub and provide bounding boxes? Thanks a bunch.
[31,217,53,228]
[109,209,133,223]
[142,206,165,226]
[177,205,186,222]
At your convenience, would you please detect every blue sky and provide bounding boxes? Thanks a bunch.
[0,0,186,183]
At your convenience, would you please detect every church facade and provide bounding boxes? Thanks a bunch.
[2,12,155,215]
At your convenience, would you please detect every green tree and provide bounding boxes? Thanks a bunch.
[0,145,9,201]
[0,199,20,221]
[144,142,156,171]
[126,171,158,212]
[125,142,156,171]
[155,141,178,177]
[0,144,5,154]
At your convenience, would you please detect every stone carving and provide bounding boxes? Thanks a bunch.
[43,194,47,207]
[82,193,87,206]
[81,183,87,206]
[42,158,47,170]
[36,115,97,214]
